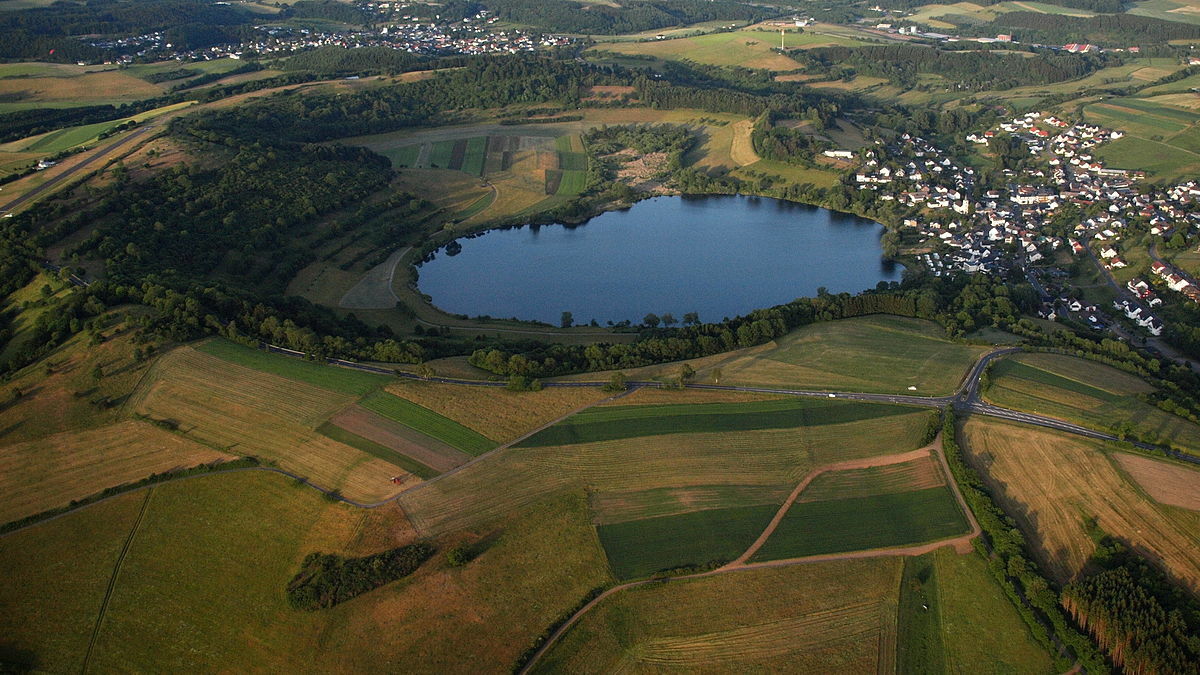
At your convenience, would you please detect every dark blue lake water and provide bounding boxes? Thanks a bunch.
[417,194,901,325]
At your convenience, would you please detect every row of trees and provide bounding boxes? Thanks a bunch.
[286,543,435,610]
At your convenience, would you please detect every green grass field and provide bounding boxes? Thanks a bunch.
[517,399,917,448]
[461,136,487,175]
[897,553,946,674]
[428,139,455,169]
[316,421,439,479]
[452,189,495,220]
[1129,0,1200,25]
[597,503,778,579]
[195,339,390,395]
[359,390,496,455]
[23,120,124,153]
[383,144,420,168]
[554,169,587,195]
[751,487,970,561]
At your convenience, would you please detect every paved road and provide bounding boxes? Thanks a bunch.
[0,126,155,216]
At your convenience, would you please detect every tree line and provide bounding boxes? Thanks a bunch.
[988,12,1200,46]
[789,45,1115,91]
[476,0,774,35]
[286,543,435,610]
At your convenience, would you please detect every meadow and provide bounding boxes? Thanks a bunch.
[590,483,790,525]
[534,558,903,673]
[750,486,970,560]
[1113,452,1200,510]
[359,390,496,456]
[597,503,779,579]
[1084,95,1200,182]
[516,398,919,448]
[316,420,440,479]
[587,31,809,71]
[960,417,1200,593]
[983,352,1200,453]
[0,470,614,672]
[400,408,933,535]
[692,314,987,395]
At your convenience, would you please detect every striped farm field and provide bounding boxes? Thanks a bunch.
[751,486,970,561]
[0,420,232,526]
[797,453,945,503]
[384,380,606,444]
[359,391,496,455]
[961,417,1200,593]
[984,352,1200,453]
[461,136,487,175]
[400,409,933,534]
[597,503,779,579]
[316,420,439,479]
[516,398,919,448]
[326,405,470,473]
[534,557,902,673]
[130,347,417,501]
[196,339,390,395]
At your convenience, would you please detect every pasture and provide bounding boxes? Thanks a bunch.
[383,380,606,444]
[590,483,789,526]
[534,557,902,673]
[1129,0,1200,25]
[516,398,919,448]
[400,409,934,535]
[359,390,496,455]
[797,453,944,503]
[696,314,987,395]
[2,471,612,672]
[0,69,162,106]
[1083,95,1200,182]
[960,417,1200,593]
[130,347,415,501]
[588,31,807,71]
[196,339,390,395]
[983,352,1200,453]
[750,486,970,561]
[597,503,779,579]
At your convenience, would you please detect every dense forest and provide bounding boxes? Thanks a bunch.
[789,46,1114,91]
[1062,535,1200,674]
[0,0,257,59]
[280,46,424,75]
[750,115,832,166]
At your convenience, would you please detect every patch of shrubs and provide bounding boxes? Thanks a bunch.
[286,543,435,610]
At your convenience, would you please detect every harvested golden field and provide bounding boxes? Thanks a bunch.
[1113,452,1200,511]
[960,417,1200,592]
[0,420,230,524]
[535,557,902,673]
[130,347,416,501]
[400,409,931,534]
[385,380,606,443]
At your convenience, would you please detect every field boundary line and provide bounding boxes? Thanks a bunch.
[80,487,154,674]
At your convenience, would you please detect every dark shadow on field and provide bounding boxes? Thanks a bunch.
[0,419,25,439]
[0,643,39,672]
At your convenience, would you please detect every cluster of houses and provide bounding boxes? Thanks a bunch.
[85,9,571,64]
[1151,260,1200,303]
[850,109,1200,338]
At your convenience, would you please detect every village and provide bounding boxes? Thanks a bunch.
[854,110,1200,342]
[86,8,572,65]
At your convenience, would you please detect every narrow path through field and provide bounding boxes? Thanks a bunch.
[733,446,935,565]
[517,433,981,674]
[80,487,154,674]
